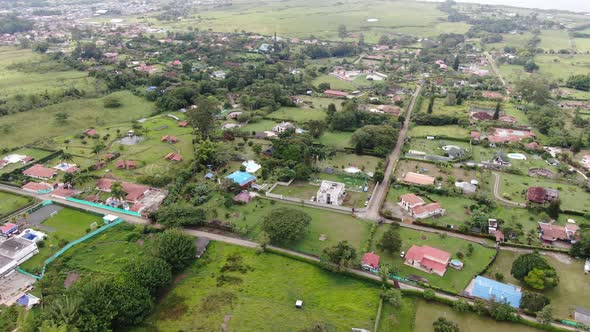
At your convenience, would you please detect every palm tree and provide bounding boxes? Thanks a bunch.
[46,295,82,325]
[61,152,73,163]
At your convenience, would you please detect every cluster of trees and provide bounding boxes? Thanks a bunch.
[0,14,33,34]
[302,44,359,59]
[261,207,311,244]
[36,228,196,331]
[511,253,559,290]
[351,125,398,156]
[566,74,590,91]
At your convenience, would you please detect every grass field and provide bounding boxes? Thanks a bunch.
[0,191,32,217]
[372,225,496,292]
[212,199,370,256]
[539,30,572,51]
[535,54,590,81]
[486,32,534,50]
[20,208,103,272]
[0,47,97,98]
[296,95,346,110]
[135,242,381,331]
[417,97,468,117]
[485,251,590,319]
[240,119,277,132]
[267,106,327,122]
[316,131,354,149]
[378,298,416,332]
[495,173,590,213]
[312,74,356,90]
[575,38,590,53]
[317,151,382,173]
[408,125,470,139]
[0,91,155,149]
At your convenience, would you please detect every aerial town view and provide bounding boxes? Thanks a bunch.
[1,0,590,331]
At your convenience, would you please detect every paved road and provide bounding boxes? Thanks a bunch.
[359,84,422,220]
[492,172,526,207]
[484,51,506,87]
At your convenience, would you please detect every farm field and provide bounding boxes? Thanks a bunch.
[486,32,534,50]
[0,91,155,149]
[495,173,590,213]
[539,29,572,51]
[240,119,276,133]
[19,208,103,273]
[417,97,468,117]
[484,251,590,319]
[212,199,370,256]
[296,95,345,110]
[267,106,327,122]
[408,125,470,139]
[0,191,32,217]
[0,47,97,98]
[535,54,590,81]
[371,225,496,292]
[135,242,381,331]
[378,298,416,332]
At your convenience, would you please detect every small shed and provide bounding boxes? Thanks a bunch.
[233,191,253,204]
[295,300,303,309]
[103,215,118,224]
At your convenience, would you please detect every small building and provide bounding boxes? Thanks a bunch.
[272,122,296,134]
[161,135,178,143]
[404,245,451,276]
[527,187,559,205]
[241,160,261,173]
[402,172,435,186]
[316,181,346,206]
[455,181,477,194]
[165,153,183,162]
[103,215,118,224]
[195,237,211,258]
[178,121,189,127]
[23,164,57,180]
[83,128,98,136]
[226,171,256,189]
[233,191,253,204]
[470,276,522,308]
[22,181,52,193]
[323,90,348,98]
[488,219,499,233]
[295,300,303,309]
[16,294,40,310]
[411,203,445,219]
[0,223,18,238]
[538,222,579,244]
[361,252,380,272]
[0,237,39,265]
[399,194,425,211]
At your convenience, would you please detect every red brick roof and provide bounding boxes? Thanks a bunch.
[161,135,178,143]
[362,252,380,269]
[165,152,183,161]
[96,178,150,203]
[412,202,442,216]
[22,182,52,192]
[51,188,75,198]
[324,90,348,97]
[178,121,189,127]
[400,193,424,206]
[405,245,451,269]
[403,172,435,186]
[84,128,98,136]
[23,164,57,179]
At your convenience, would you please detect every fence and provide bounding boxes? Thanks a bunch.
[65,197,142,216]
[263,192,366,214]
[18,218,125,280]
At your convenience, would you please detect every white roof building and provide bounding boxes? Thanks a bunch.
[316,181,346,206]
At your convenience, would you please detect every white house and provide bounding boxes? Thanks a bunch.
[316,181,346,206]
[272,122,296,134]
[399,194,425,211]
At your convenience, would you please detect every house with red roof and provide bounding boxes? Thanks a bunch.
[0,223,18,238]
[96,178,150,203]
[481,91,504,100]
[402,172,435,186]
[178,121,189,127]
[411,203,445,219]
[83,128,98,136]
[404,245,451,276]
[527,187,559,205]
[51,188,76,199]
[399,193,425,211]
[165,152,183,162]
[361,252,380,272]
[23,164,57,180]
[323,90,348,98]
[22,182,52,193]
[538,222,579,244]
[161,135,178,143]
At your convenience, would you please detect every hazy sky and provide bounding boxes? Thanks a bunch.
[423,0,590,13]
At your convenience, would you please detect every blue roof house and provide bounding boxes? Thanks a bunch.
[471,276,522,308]
[226,171,256,188]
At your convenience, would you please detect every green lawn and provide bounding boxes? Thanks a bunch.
[486,32,534,50]
[575,38,590,53]
[378,298,416,332]
[20,208,103,273]
[535,54,590,81]
[417,97,468,117]
[135,242,381,331]
[296,95,346,110]
[539,29,572,52]
[413,299,542,332]
[408,125,470,139]
[0,91,155,149]
[317,151,382,173]
[211,199,370,256]
[485,251,590,319]
[267,106,327,122]
[495,173,590,213]
[240,119,277,132]
[316,131,353,149]
[0,191,32,217]
[312,74,356,91]
[271,181,318,200]
[372,225,496,293]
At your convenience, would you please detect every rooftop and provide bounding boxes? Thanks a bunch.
[402,172,435,186]
[226,171,256,186]
[471,276,522,308]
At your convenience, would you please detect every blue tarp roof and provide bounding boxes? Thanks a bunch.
[225,171,256,186]
[471,276,522,308]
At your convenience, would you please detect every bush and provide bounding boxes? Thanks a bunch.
[103,96,122,108]
[423,289,436,300]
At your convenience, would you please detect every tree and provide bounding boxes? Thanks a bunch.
[547,199,560,219]
[188,97,217,139]
[194,139,218,167]
[537,305,553,325]
[514,76,550,105]
[38,321,79,332]
[261,207,311,244]
[520,291,550,314]
[377,224,402,253]
[45,295,82,327]
[453,299,471,313]
[427,96,435,114]
[351,125,398,156]
[488,300,518,321]
[433,317,459,332]
[571,228,590,258]
[54,111,70,125]
[123,257,172,295]
[306,120,327,138]
[338,24,347,38]
[380,288,402,307]
[423,289,435,300]
[317,82,331,92]
[452,55,460,71]
[493,102,501,120]
[110,181,125,200]
[327,103,337,118]
[103,96,122,108]
[321,240,357,271]
[524,268,559,290]
[473,299,488,315]
[151,228,197,272]
[510,252,551,280]
[524,59,539,72]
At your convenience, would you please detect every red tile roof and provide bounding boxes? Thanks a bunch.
[412,202,442,216]
[165,152,183,161]
[324,90,348,97]
[178,121,189,127]
[161,135,178,143]
[23,164,57,179]
[400,193,424,206]
[402,172,435,186]
[96,178,150,202]
[22,182,52,192]
[405,245,451,268]
[84,128,98,136]
[51,188,75,198]
[471,131,481,140]
[362,252,380,269]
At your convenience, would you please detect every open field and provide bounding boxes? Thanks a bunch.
[267,106,327,122]
[317,151,382,173]
[0,191,32,217]
[535,54,590,81]
[19,208,102,272]
[575,38,590,53]
[296,95,346,110]
[312,74,356,90]
[378,298,416,332]
[486,32,534,50]
[0,91,155,149]
[408,125,470,139]
[372,226,496,292]
[135,242,381,331]
[240,119,276,132]
[485,250,590,319]
[417,97,468,117]
[495,173,590,213]
[539,29,572,51]
[394,160,479,182]
[0,47,97,98]
[316,131,354,149]
[413,299,542,332]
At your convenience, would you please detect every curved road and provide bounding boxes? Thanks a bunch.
[359,84,422,220]
[492,172,526,207]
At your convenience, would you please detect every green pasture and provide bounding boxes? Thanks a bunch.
[312,74,356,91]
[316,131,354,149]
[0,148,54,175]
[267,106,327,122]
[0,191,32,217]
[539,29,572,51]
[408,125,470,139]
[535,54,590,81]
[317,151,382,173]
